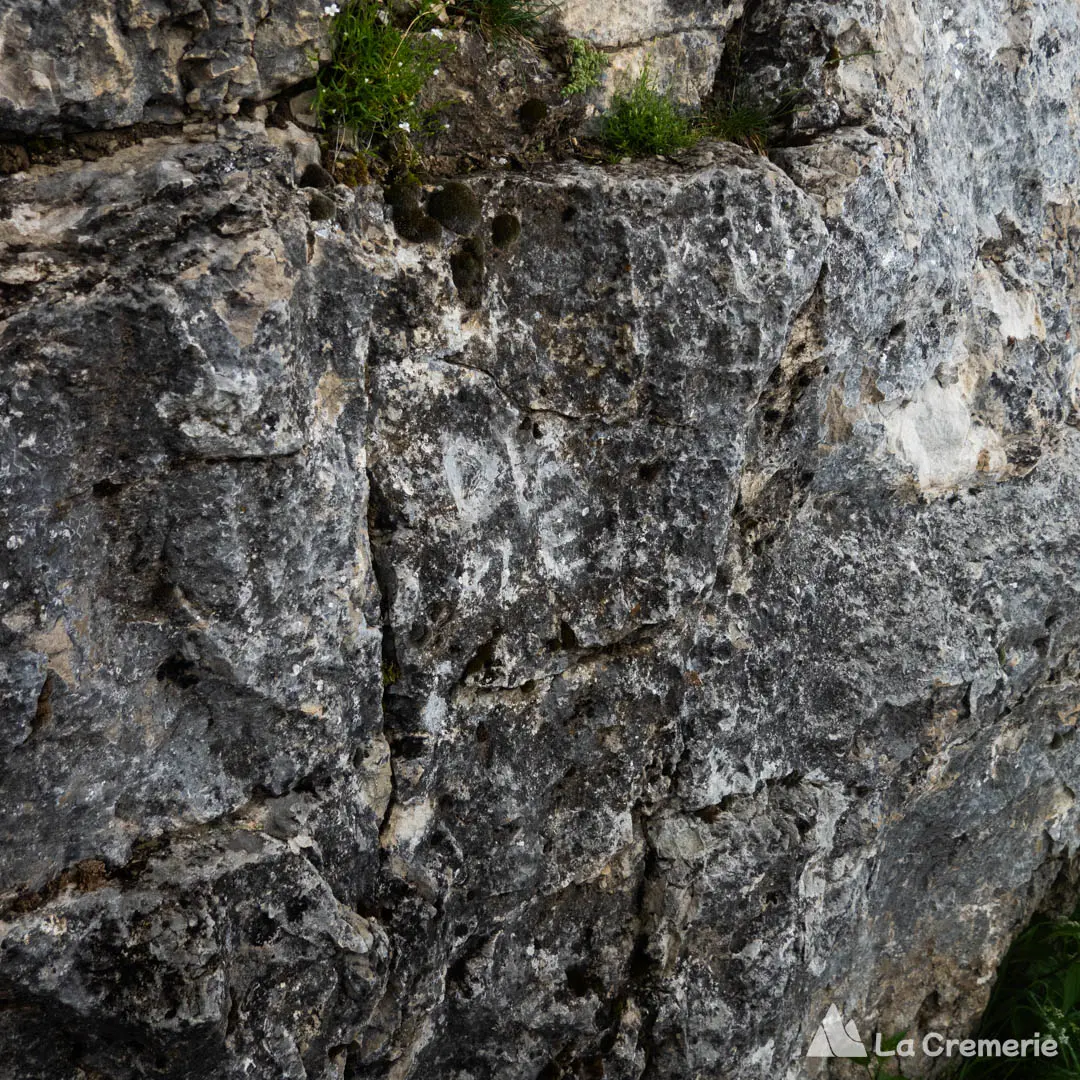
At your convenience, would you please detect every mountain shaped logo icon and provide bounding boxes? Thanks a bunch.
[806,1004,867,1058]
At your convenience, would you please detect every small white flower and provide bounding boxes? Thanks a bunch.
[398,120,411,132]
[433,68,440,76]
[430,27,444,38]
[323,2,339,14]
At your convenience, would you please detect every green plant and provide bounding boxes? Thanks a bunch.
[854,1032,907,1079]
[382,661,402,686]
[699,101,774,152]
[565,37,608,94]
[703,16,803,152]
[824,43,880,68]
[601,66,697,157]
[699,97,797,152]
[452,0,555,44]
[953,909,1080,1079]
[313,0,451,143]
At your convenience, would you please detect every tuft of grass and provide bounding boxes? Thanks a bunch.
[700,85,804,153]
[953,907,1080,1079]
[452,0,555,44]
[601,66,697,157]
[699,101,778,153]
[313,0,451,143]
[565,37,608,95]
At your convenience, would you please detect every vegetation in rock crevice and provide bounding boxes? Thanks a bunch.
[600,61,801,159]
[564,37,608,95]
[312,0,451,143]
[951,904,1080,1079]
[310,0,806,177]
[601,66,697,157]
[699,93,801,153]
[451,0,556,44]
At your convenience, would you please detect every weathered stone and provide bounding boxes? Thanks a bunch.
[557,0,739,106]
[557,0,736,48]
[0,0,329,136]
[1,0,1080,1074]
[0,832,390,1080]
[265,119,322,180]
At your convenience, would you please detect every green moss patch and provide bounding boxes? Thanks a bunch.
[428,181,482,235]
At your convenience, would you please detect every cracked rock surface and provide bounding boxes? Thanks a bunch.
[1,0,1080,1077]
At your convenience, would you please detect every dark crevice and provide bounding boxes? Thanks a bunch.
[462,623,662,695]
[0,778,323,921]
[166,449,304,470]
[31,671,59,734]
[0,121,187,174]
[365,466,403,848]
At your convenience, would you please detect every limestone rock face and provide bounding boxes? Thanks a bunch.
[557,0,740,106]
[2,0,1080,1078]
[0,0,327,134]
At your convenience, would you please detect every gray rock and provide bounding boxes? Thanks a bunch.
[0,0,328,135]
[1,0,1079,1074]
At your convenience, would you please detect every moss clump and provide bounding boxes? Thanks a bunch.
[384,173,423,209]
[331,154,373,187]
[451,236,486,297]
[601,65,697,157]
[385,174,444,242]
[518,98,549,133]
[393,199,444,243]
[299,162,336,190]
[491,212,521,247]
[427,181,482,235]
[308,191,337,220]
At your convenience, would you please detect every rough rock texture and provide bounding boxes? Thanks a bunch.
[557,0,739,106]
[0,0,327,135]
[2,0,1080,1078]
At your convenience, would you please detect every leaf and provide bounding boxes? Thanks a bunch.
[877,1031,908,1054]
[1063,964,1080,1012]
